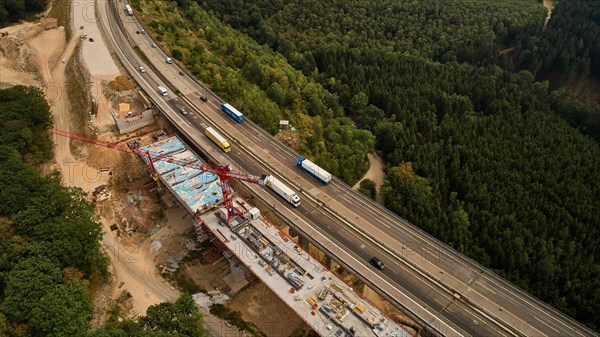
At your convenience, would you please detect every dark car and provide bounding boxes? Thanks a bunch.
[370,257,384,270]
[199,95,208,102]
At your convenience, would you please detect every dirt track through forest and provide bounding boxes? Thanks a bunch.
[353,152,385,204]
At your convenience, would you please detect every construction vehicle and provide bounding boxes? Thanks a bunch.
[264,175,300,207]
[47,128,265,224]
[297,157,332,184]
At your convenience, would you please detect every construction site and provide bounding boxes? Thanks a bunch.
[196,203,411,337]
[74,127,413,336]
[52,127,413,336]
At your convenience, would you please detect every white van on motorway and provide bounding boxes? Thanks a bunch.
[157,86,168,96]
[166,57,173,64]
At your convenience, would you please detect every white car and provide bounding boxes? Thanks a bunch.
[166,57,173,64]
[140,29,146,34]
[138,66,146,73]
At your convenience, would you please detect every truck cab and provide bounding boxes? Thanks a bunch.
[290,194,301,207]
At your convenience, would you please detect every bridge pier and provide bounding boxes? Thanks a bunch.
[288,227,310,250]
[324,255,332,269]
[298,233,310,251]
[228,260,246,283]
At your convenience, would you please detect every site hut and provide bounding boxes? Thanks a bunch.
[279,120,289,130]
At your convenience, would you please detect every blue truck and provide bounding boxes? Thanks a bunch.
[297,157,332,184]
[221,102,244,123]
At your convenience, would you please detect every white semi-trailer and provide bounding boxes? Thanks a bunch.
[264,175,300,207]
[297,157,332,184]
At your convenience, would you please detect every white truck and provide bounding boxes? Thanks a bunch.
[264,175,300,207]
[125,4,133,16]
[296,157,332,184]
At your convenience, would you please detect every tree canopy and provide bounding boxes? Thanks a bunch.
[87,294,207,337]
[182,0,600,330]
[140,0,375,184]
[0,0,48,27]
[0,86,107,336]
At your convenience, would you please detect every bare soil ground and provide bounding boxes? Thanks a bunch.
[182,259,231,292]
[97,209,179,318]
[362,285,420,336]
[228,282,311,337]
[0,22,52,87]
[72,0,120,77]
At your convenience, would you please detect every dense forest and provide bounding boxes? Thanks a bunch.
[0,85,106,336]
[518,0,600,82]
[152,0,600,330]
[516,0,600,140]
[197,0,546,67]
[0,0,47,27]
[0,86,208,337]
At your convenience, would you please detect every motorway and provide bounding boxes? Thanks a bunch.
[97,1,598,337]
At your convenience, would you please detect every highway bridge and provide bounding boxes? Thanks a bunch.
[96,1,598,336]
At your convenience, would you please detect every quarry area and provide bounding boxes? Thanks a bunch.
[0,7,416,337]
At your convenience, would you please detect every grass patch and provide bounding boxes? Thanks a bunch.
[209,304,267,337]
[48,0,72,39]
[168,266,206,294]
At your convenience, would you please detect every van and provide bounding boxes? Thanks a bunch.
[157,86,168,96]
[166,57,173,64]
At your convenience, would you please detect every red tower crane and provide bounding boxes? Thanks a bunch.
[48,128,265,224]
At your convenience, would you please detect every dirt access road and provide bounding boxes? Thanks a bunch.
[353,152,385,204]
